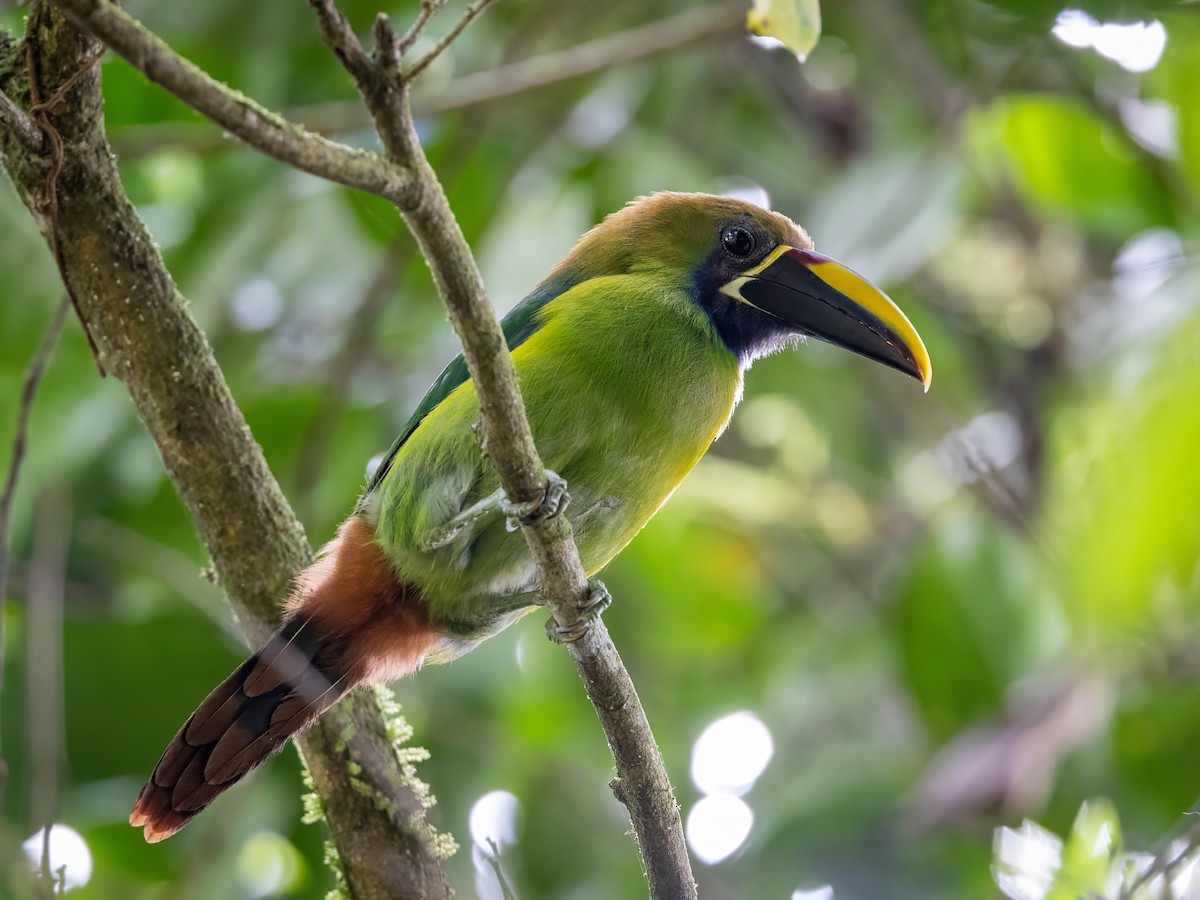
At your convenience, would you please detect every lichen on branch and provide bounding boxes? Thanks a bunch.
[5,0,705,894]
[0,6,451,898]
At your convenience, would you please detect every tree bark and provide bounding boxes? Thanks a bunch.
[4,0,703,894]
[0,9,451,898]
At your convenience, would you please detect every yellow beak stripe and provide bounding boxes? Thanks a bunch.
[717,245,792,303]
[804,255,932,392]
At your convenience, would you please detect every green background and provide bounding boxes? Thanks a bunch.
[3,0,1199,896]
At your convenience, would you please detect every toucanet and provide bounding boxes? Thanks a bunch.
[131,192,932,841]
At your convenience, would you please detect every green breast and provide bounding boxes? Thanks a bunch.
[516,275,740,573]
[371,274,741,620]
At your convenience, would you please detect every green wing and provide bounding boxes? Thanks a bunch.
[364,280,568,494]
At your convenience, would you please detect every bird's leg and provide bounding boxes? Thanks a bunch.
[545,578,611,644]
[490,589,543,616]
[419,488,506,551]
[499,469,570,532]
[439,589,545,641]
[419,470,570,551]
[437,577,610,644]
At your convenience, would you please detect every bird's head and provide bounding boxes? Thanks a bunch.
[550,192,932,390]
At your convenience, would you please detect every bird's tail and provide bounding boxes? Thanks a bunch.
[130,615,351,842]
[131,516,440,843]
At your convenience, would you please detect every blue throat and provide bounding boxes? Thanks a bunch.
[691,268,800,368]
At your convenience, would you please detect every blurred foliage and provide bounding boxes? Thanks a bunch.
[2,0,1200,897]
[995,797,1200,899]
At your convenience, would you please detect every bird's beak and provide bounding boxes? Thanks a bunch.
[721,246,932,391]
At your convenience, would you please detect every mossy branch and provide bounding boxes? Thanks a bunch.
[0,7,450,899]
[303,5,696,894]
[10,0,701,895]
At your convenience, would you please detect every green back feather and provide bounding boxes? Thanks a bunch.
[365,278,570,493]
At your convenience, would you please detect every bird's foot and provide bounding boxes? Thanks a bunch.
[545,578,611,644]
[503,469,570,532]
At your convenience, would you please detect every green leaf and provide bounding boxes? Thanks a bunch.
[1051,312,1200,634]
[747,0,822,59]
[1113,683,1200,818]
[894,508,1065,741]
[969,94,1172,236]
[1148,14,1200,200]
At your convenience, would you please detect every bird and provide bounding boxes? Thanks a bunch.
[130,191,931,842]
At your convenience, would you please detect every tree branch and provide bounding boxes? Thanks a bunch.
[420,148,699,888]
[416,0,744,114]
[306,4,695,896]
[396,0,448,57]
[109,0,747,160]
[0,7,451,899]
[406,0,501,80]
[25,488,68,898]
[0,295,68,810]
[0,84,42,151]
[45,0,414,204]
[308,0,374,84]
[24,0,700,893]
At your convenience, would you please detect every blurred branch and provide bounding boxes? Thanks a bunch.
[396,0,448,56]
[109,1,747,159]
[1048,38,1199,220]
[45,0,414,203]
[15,0,698,892]
[76,517,238,639]
[415,0,744,114]
[305,3,695,894]
[292,241,407,518]
[406,0,501,80]
[483,838,517,900]
[0,6,451,898]
[26,488,68,899]
[847,0,960,115]
[0,295,68,808]
[1120,817,1200,900]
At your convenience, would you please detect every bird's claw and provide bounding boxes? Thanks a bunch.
[545,578,611,644]
[503,470,570,532]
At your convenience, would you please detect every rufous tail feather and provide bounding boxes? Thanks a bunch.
[131,516,439,843]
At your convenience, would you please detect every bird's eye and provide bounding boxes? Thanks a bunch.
[721,225,757,258]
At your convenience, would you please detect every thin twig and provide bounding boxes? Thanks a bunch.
[0,295,68,808]
[4,7,452,896]
[1120,821,1200,900]
[307,1,695,894]
[26,489,69,900]
[0,85,43,151]
[44,0,698,892]
[307,0,373,82]
[108,1,746,159]
[396,0,448,56]
[49,0,414,204]
[292,243,406,516]
[416,0,744,113]
[483,837,518,900]
[406,0,501,80]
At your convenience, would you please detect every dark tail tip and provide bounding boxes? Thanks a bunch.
[131,617,350,842]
